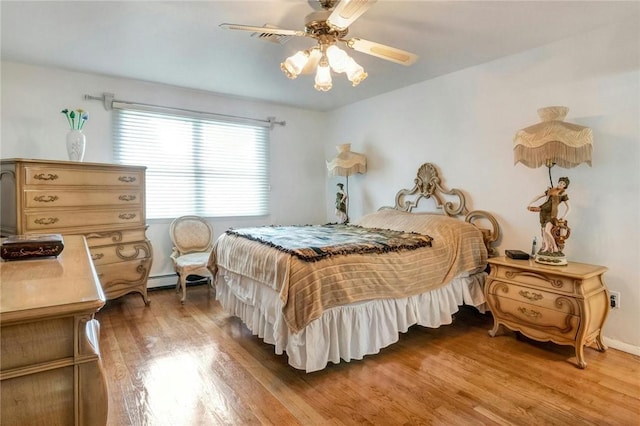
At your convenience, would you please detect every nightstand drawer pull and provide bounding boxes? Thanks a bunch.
[118,195,137,201]
[118,213,136,220]
[519,290,543,301]
[34,217,59,225]
[518,307,542,319]
[118,176,137,183]
[33,195,59,203]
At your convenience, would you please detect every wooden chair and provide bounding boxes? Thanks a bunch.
[169,215,214,303]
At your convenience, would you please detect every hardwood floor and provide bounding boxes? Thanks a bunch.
[97,285,640,426]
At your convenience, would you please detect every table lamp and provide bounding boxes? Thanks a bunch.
[514,106,593,265]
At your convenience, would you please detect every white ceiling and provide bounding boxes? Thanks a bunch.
[2,1,638,111]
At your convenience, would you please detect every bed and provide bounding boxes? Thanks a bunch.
[208,163,500,372]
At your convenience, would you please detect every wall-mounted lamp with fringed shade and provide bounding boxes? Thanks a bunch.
[514,106,593,265]
[326,143,366,223]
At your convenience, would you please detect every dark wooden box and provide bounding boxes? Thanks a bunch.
[1,234,64,261]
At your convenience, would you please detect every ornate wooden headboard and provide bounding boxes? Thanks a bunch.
[383,162,500,256]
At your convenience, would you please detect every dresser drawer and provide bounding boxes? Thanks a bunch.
[85,228,149,247]
[493,265,576,294]
[486,280,580,315]
[24,208,144,232]
[1,317,74,370]
[24,189,142,208]
[95,258,152,290]
[487,294,579,339]
[90,241,152,265]
[24,165,143,187]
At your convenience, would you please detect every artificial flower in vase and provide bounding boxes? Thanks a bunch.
[62,108,88,161]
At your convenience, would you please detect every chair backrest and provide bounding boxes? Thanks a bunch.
[169,216,214,255]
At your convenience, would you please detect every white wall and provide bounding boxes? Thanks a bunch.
[0,62,328,281]
[324,19,640,353]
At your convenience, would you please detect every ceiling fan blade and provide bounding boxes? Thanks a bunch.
[346,38,418,66]
[219,23,306,37]
[327,0,377,31]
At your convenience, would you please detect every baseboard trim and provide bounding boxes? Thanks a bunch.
[604,337,640,356]
[148,274,178,289]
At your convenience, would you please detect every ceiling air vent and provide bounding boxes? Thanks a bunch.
[250,24,292,45]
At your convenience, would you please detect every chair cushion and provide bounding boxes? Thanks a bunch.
[175,251,212,268]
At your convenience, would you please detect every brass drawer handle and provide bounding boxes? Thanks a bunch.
[33,173,59,181]
[91,253,104,261]
[34,217,59,225]
[119,213,136,220]
[519,290,543,301]
[118,195,137,202]
[34,195,59,203]
[518,307,542,319]
[118,176,137,183]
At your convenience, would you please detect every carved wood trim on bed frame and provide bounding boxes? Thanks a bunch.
[382,163,500,256]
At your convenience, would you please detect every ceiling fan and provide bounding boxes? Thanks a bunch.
[219,0,418,91]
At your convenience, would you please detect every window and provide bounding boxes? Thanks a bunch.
[114,108,270,219]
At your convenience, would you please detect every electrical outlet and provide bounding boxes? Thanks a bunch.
[610,291,621,309]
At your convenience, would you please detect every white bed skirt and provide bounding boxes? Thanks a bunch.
[214,267,487,373]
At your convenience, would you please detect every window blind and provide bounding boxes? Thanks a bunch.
[113,108,270,219]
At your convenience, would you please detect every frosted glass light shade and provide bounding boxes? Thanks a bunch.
[345,57,368,86]
[327,45,349,73]
[314,60,332,92]
[280,50,310,79]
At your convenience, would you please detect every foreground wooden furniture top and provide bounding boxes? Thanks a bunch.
[0,158,153,305]
[0,235,108,425]
[485,256,610,368]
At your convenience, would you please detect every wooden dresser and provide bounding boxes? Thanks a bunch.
[0,235,108,425]
[485,256,610,368]
[0,158,152,304]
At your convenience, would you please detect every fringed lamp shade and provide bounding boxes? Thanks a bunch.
[514,106,593,169]
[326,143,367,177]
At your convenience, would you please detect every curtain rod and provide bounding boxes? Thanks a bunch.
[83,93,286,129]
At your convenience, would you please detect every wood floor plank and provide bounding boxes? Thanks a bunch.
[96,286,640,425]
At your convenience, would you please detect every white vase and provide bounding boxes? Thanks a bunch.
[66,129,86,161]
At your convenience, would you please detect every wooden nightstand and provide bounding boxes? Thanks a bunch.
[485,256,610,368]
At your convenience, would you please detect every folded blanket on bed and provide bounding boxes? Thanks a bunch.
[226,224,432,262]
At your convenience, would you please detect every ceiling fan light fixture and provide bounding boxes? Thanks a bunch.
[224,0,416,92]
[326,44,349,73]
[280,50,310,79]
[345,56,367,86]
[314,55,333,91]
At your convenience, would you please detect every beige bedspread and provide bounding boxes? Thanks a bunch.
[209,210,487,333]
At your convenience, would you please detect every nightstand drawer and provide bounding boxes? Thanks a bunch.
[23,165,143,187]
[494,265,576,294]
[486,280,580,315]
[487,295,579,339]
